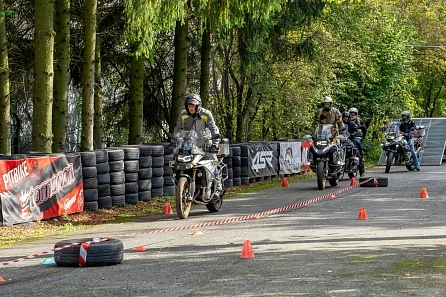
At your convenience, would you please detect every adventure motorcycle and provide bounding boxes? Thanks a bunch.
[381,122,424,173]
[170,130,228,219]
[339,129,360,180]
[306,124,345,190]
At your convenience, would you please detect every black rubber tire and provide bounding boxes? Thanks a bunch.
[54,238,123,267]
[316,161,326,190]
[359,177,389,187]
[328,178,338,187]
[176,177,192,219]
[385,151,394,173]
[406,164,416,171]
[206,196,223,213]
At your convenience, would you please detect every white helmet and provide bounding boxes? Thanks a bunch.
[322,96,333,111]
[348,107,359,120]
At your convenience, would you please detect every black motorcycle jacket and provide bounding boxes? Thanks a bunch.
[399,118,416,135]
[343,121,359,139]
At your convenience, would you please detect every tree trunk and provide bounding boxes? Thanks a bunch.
[0,0,10,154]
[94,33,103,149]
[32,0,54,153]
[81,0,97,151]
[200,25,211,109]
[128,46,144,145]
[169,20,188,134]
[52,0,70,153]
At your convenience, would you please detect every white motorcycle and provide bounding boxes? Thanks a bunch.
[170,130,229,219]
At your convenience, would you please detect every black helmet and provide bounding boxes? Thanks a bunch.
[342,112,351,123]
[401,110,410,118]
[184,94,201,114]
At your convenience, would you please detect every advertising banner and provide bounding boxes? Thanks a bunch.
[247,143,278,178]
[279,142,301,175]
[0,154,84,226]
[301,141,312,172]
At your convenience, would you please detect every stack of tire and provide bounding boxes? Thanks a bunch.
[95,149,112,209]
[137,145,153,202]
[150,145,165,198]
[122,147,140,205]
[107,148,125,207]
[80,151,99,211]
[231,146,242,187]
[238,145,250,185]
[163,147,175,196]
[223,148,233,189]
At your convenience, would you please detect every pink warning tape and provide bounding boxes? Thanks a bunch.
[124,177,373,237]
[1,238,109,267]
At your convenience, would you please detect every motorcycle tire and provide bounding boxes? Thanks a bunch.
[406,164,416,171]
[206,196,223,213]
[316,161,326,190]
[328,178,338,187]
[176,176,192,219]
[359,177,388,187]
[348,171,358,179]
[385,151,394,173]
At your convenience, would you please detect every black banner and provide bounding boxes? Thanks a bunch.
[247,143,278,178]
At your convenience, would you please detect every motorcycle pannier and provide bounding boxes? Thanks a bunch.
[414,126,425,137]
[218,138,230,156]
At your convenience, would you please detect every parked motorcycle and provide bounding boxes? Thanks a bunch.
[306,124,345,190]
[381,122,424,173]
[170,130,229,219]
[339,129,360,180]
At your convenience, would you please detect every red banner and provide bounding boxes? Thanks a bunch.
[0,154,83,226]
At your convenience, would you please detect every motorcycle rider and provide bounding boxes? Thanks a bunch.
[342,112,365,177]
[399,110,421,171]
[349,107,367,139]
[312,96,344,135]
[173,94,224,193]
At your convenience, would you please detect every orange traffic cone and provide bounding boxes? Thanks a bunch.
[357,206,368,220]
[0,276,5,282]
[350,177,357,186]
[328,193,335,199]
[282,177,289,187]
[420,188,428,199]
[240,240,255,259]
[163,202,173,215]
[134,245,147,252]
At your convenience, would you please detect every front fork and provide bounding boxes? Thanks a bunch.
[175,169,196,201]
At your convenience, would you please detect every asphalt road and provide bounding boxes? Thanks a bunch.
[2,164,446,297]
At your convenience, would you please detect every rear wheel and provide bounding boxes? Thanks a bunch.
[385,151,394,173]
[316,161,326,190]
[176,177,192,219]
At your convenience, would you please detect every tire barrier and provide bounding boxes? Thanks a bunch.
[54,238,123,267]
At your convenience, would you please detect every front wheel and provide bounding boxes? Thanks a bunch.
[176,177,192,219]
[316,161,326,190]
[385,151,394,173]
[206,196,223,213]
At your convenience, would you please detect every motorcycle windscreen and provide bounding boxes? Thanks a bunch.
[314,124,333,140]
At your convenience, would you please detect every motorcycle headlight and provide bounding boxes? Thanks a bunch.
[177,155,193,162]
[316,140,328,146]
[386,135,395,141]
